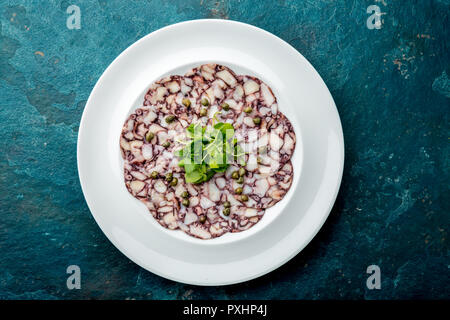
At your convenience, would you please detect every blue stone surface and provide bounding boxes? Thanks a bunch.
[0,0,448,299]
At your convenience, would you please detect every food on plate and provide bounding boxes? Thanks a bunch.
[120,64,296,239]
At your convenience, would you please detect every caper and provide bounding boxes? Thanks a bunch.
[238,168,246,177]
[170,177,178,186]
[182,199,190,207]
[162,141,170,148]
[240,194,249,202]
[145,131,154,142]
[201,98,209,106]
[223,201,231,208]
[182,98,191,107]
[231,171,239,179]
[244,106,253,113]
[221,102,230,111]
[165,115,176,123]
[181,191,189,198]
[258,146,267,154]
[165,173,173,182]
[223,208,231,216]
[200,108,207,116]
[150,171,158,179]
[257,156,262,164]
[253,117,261,125]
[237,176,244,184]
[235,187,243,195]
[199,215,207,223]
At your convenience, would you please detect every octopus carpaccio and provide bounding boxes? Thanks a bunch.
[120,64,296,239]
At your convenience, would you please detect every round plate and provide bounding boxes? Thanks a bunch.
[77,19,344,286]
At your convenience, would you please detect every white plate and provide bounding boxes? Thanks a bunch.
[77,19,344,286]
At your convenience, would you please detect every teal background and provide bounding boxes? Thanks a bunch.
[0,0,448,299]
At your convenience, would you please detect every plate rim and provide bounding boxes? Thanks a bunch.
[77,18,344,286]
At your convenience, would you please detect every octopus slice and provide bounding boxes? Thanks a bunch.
[140,177,181,230]
[235,113,296,171]
[174,173,265,239]
[120,105,189,168]
[221,161,293,210]
[238,75,279,121]
[184,64,246,124]
[248,161,294,209]
[143,75,195,122]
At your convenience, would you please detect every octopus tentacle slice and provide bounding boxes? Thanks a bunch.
[220,160,293,210]
[120,64,296,239]
[238,75,278,119]
[184,64,247,124]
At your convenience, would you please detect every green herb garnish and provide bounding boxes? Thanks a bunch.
[176,118,245,184]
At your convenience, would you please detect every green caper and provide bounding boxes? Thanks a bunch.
[244,106,253,113]
[162,141,170,148]
[199,215,207,223]
[221,102,230,111]
[201,98,209,106]
[223,208,231,216]
[235,187,243,195]
[165,172,173,182]
[231,171,239,179]
[223,201,231,208]
[253,117,261,125]
[150,171,158,179]
[165,115,176,123]
[181,191,189,198]
[145,131,154,142]
[182,199,190,207]
[237,176,244,184]
[200,108,208,116]
[238,168,246,177]
[240,194,249,202]
[182,98,191,108]
[257,156,262,164]
[170,177,178,186]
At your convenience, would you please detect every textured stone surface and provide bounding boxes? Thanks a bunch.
[0,0,448,299]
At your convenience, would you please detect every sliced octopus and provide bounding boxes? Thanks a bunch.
[120,64,296,239]
[221,161,294,210]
